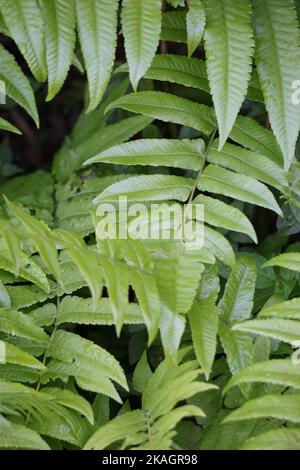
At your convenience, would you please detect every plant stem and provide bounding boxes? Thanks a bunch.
[187,126,218,205]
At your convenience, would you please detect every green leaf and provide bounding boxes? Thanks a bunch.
[42,387,94,425]
[259,297,300,320]
[85,138,205,171]
[194,195,257,242]
[105,91,216,135]
[241,428,300,450]
[159,308,186,361]
[219,256,256,323]
[233,318,300,346]
[76,0,118,111]
[188,299,218,379]
[0,44,39,125]
[208,141,288,190]
[219,321,254,376]
[132,351,152,393]
[252,0,300,169]
[66,246,103,301]
[0,0,47,82]
[263,253,300,273]
[0,238,50,293]
[46,330,128,395]
[84,409,146,450]
[199,165,282,215]
[203,0,254,147]
[93,174,194,203]
[41,0,76,101]
[0,281,10,308]
[0,117,21,134]
[0,340,45,370]
[116,54,261,102]
[0,307,49,343]
[4,198,60,281]
[0,416,50,450]
[56,295,143,326]
[122,240,160,344]
[223,359,300,395]
[199,410,275,450]
[230,115,283,166]
[116,54,209,92]
[224,394,300,424]
[0,219,21,275]
[203,225,235,268]
[54,115,152,182]
[186,0,205,57]
[121,0,162,90]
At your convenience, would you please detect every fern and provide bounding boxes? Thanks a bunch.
[0,0,300,452]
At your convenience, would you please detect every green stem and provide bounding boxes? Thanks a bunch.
[188,126,218,205]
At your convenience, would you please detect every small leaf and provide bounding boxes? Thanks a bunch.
[263,253,300,273]
[203,0,254,147]
[0,117,21,134]
[106,91,216,135]
[188,299,218,379]
[121,0,162,90]
[199,165,282,216]
[187,0,205,57]
[85,138,205,171]
[41,0,76,101]
[76,0,118,111]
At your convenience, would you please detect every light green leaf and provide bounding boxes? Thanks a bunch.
[42,387,94,425]
[188,299,218,379]
[219,321,254,376]
[224,394,300,424]
[4,198,60,281]
[194,195,257,242]
[252,0,300,169]
[66,246,103,301]
[47,330,128,393]
[259,297,300,320]
[199,165,282,215]
[263,253,300,273]
[0,117,21,134]
[187,0,205,57]
[85,138,205,171]
[0,44,38,125]
[223,359,300,395]
[203,0,254,148]
[0,0,47,82]
[121,0,162,90]
[208,141,288,190]
[132,352,152,393]
[233,318,300,346]
[57,295,143,326]
[105,91,216,135]
[203,225,235,268]
[41,0,76,101]
[241,428,300,450]
[55,115,152,182]
[0,416,50,450]
[93,174,194,203]
[219,256,256,323]
[0,308,49,343]
[76,0,118,111]
[0,340,45,370]
[230,115,283,166]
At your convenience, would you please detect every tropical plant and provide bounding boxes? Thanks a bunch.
[0,0,300,451]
